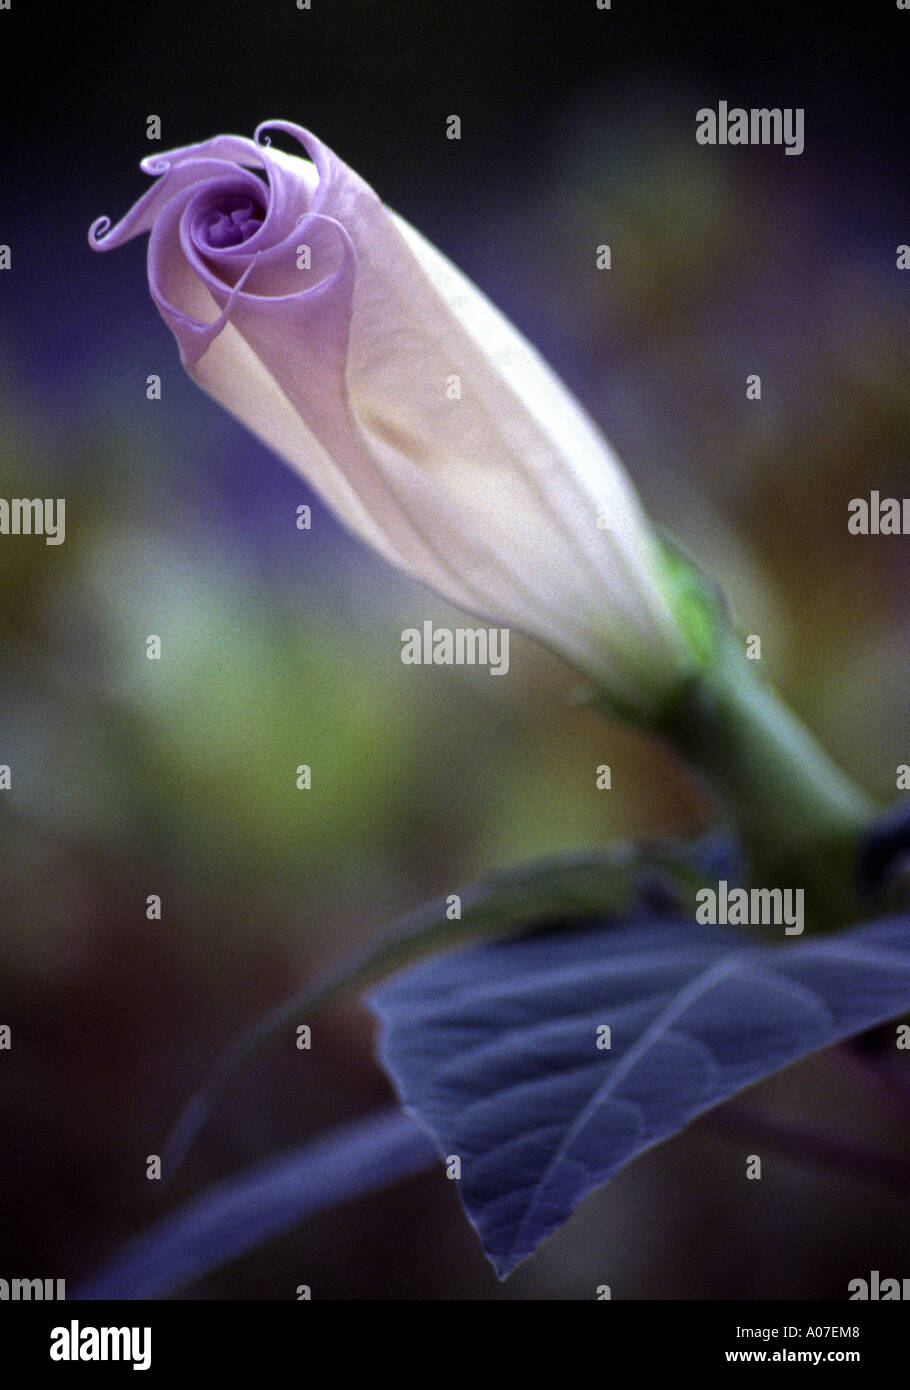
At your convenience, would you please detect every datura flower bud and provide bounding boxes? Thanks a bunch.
[91,120,710,719]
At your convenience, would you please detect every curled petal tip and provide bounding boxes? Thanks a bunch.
[88,215,111,247]
[140,153,171,176]
[254,120,316,159]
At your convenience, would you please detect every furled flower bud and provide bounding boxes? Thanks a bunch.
[91,121,706,717]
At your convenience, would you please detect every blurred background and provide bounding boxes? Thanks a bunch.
[1,0,909,1298]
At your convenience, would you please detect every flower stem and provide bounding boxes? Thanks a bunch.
[654,630,878,931]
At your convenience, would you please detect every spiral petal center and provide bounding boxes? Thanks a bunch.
[198,192,266,249]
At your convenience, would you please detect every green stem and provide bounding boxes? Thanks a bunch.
[653,632,878,930]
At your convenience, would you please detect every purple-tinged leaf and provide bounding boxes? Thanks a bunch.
[370,915,910,1277]
[162,838,725,1174]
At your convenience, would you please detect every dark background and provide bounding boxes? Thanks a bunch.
[0,0,909,1299]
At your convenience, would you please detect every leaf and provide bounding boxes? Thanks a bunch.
[76,1109,436,1300]
[163,837,729,1173]
[369,913,910,1278]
